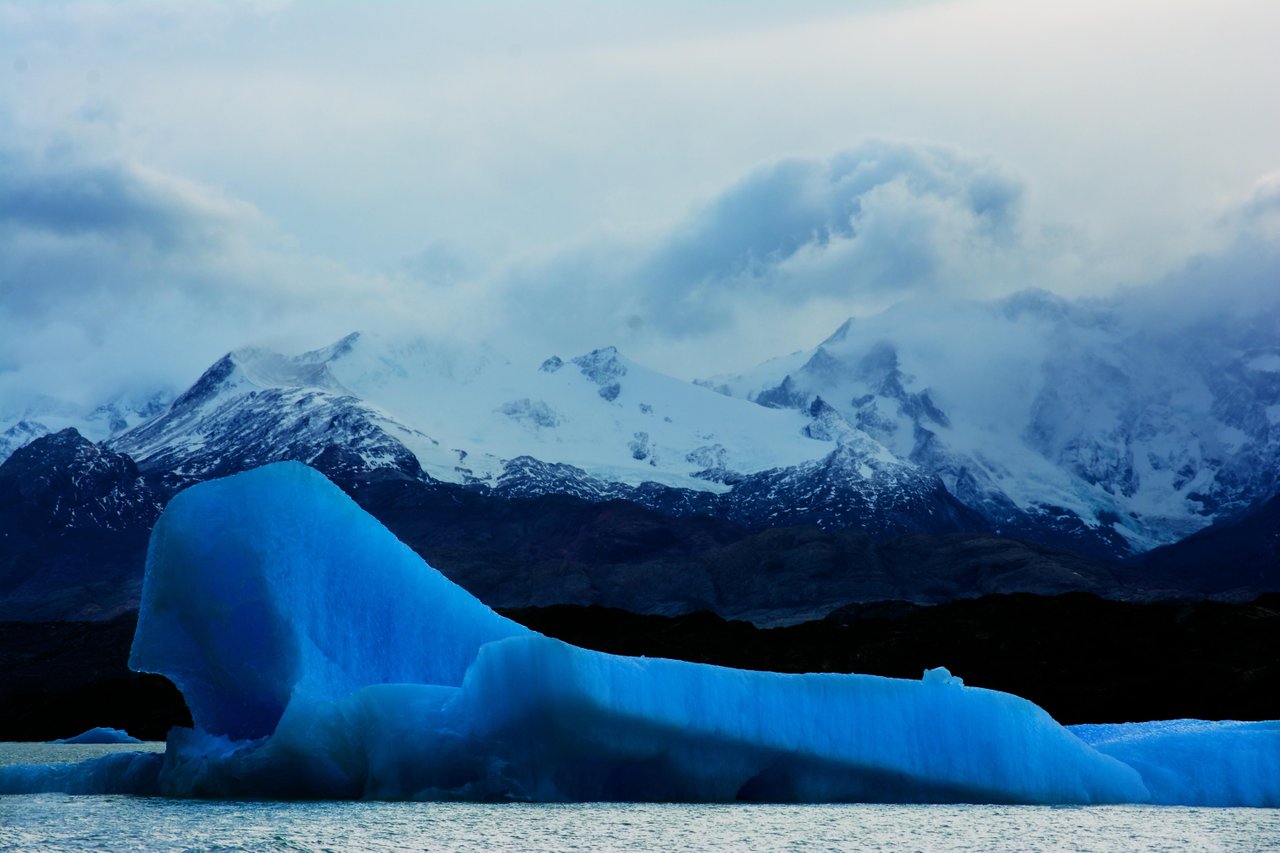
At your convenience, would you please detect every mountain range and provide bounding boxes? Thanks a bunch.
[2,289,1277,622]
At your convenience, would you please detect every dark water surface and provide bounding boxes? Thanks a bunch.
[2,745,1278,851]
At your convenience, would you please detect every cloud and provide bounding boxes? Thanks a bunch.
[1114,175,1280,332]
[635,140,1025,333]
[495,139,1036,357]
[1232,172,1280,235]
[0,148,259,322]
[0,152,244,252]
[0,142,483,415]
[485,139,1280,380]
[0,124,1276,421]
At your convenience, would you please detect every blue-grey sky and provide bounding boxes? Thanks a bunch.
[2,0,1278,409]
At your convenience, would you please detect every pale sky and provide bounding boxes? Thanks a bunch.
[2,0,1278,409]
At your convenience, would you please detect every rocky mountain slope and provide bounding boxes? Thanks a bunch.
[6,424,1269,626]
[0,430,166,620]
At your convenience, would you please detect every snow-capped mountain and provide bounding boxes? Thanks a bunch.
[0,392,171,466]
[294,332,831,491]
[108,346,428,485]
[105,331,832,490]
[95,331,971,538]
[4,291,1278,624]
[703,289,1280,554]
[4,284,1275,566]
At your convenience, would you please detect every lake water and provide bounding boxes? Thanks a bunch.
[3,744,1279,851]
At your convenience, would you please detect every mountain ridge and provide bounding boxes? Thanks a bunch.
[0,286,1276,625]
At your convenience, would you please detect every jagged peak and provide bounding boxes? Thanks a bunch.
[825,429,915,473]
[170,345,350,413]
[756,374,809,410]
[297,331,363,365]
[820,317,855,347]
[807,396,838,419]
[41,426,90,445]
[0,426,134,480]
[2,418,47,438]
[171,353,238,410]
[0,426,91,461]
[803,397,868,448]
[800,346,844,381]
[571,345,625,370]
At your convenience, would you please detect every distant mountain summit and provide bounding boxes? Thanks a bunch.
[108,344,428,486]
[704,289,1280,555]
[95,333,806,488]
[3,287,1279,623]
[0,393,170,464]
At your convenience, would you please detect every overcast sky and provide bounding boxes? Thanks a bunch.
[2,0,1278,410]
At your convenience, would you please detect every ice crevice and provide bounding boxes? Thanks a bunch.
[2,462,1276,805]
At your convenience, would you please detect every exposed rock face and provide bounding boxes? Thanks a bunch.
[572,346,627,401]
[0,430,166,620]
[0,429,162,533]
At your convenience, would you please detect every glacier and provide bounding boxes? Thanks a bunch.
[2,462,1275,805]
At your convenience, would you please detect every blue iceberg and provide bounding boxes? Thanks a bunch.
[51,727,143,745]
[1071,720,1280,808]
[2,463,1275,804]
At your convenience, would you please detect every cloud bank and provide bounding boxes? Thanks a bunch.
[489,139,1195,372]
[1,0,1278,415]
[0,142,476,416]
[2,133,1278,421]
[635,140,1026,332]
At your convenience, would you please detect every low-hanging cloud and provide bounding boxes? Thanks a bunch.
[1,131,1276,419]
[497,139,1035,353]
[489,139,1280,379]
[1114,172,1280,333]
[635,140,1027,335]
[651,143,1017,279]
[0,147,258,322]
[0,143,478,416]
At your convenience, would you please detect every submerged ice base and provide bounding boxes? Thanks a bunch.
[3,463,1275,805]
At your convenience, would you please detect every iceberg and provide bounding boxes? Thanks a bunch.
[1072,720,1280,808]
[129,461,526,742]
[2,462,1274,804]
[51,727,143,745]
